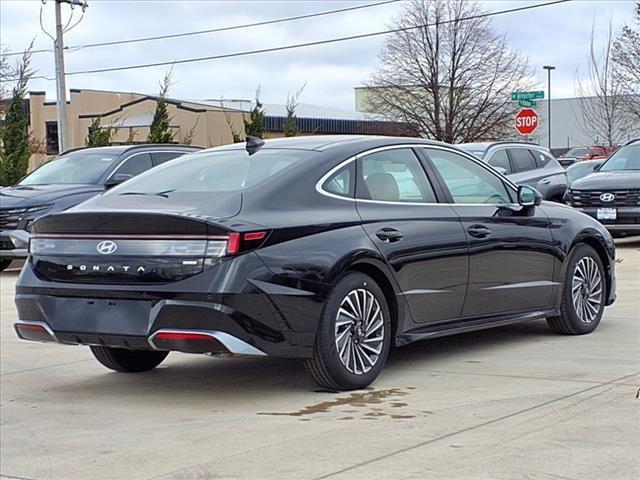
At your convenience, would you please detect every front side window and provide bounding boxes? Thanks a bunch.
[109,148,313,194]
[424,148,512,204]
[486,150,512,174]
[599,144,640,172]
[508,148,537,172]
[20,152,119,185]
[114,153,154,177]
[357,148,437,203]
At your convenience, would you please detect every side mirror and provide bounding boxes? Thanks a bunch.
[518,185,542,207]
[592,163,601,172]
[494,166,508,176]
[104,173,133,188]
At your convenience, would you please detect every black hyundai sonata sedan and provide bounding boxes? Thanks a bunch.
[14,136,616,390]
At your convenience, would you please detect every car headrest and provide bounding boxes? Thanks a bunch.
[365,172,399,201]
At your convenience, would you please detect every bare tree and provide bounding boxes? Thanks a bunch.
[365,0,534,143]
[613,2,640,120]
[575,22,629,146]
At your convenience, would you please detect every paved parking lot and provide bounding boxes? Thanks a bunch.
[1,239,639,480]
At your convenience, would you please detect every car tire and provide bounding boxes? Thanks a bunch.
[0,259,11,272]
[90,346,169,372]
[304,272,391,391]
[547,244,606,335]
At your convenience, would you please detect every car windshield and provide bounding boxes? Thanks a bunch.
[109,148,313,194]
[567,162,595,185]
[19,151,120,185]
[564,147,588,157]
[457,145,486,159]
[599,145,640,172]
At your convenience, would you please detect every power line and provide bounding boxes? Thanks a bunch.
[4,0,401,57]
[16,0,571,82]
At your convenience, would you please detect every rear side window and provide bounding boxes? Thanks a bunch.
[323,163,354,198]
[154,151,188,165]
[486,150,512,174]
[508,148,537,173]
[531,150,553,168]
[115,153,154,177]
[357,148,437,203]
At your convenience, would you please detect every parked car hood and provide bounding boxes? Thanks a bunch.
[571,171,640,190]
[0,184,104,208]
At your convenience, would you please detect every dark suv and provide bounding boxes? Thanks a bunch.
[566,139,640,236]
[458,142,567,202]
[0,144,201,271]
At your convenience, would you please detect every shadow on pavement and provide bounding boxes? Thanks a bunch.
[39,320,558,401]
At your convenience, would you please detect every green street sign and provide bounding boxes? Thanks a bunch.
[511,91,545,101]
[518,99,537,108]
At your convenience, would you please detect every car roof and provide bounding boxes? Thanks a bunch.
[60,144,202,156]
[201,135,450,154]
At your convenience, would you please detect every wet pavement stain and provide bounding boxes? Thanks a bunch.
[257,388,409,417]
[390,402,408,408]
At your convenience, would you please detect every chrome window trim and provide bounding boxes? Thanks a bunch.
[315,143,519,207]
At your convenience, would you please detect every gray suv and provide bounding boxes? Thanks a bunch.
[458,142,567,202]
[0,144,201,271]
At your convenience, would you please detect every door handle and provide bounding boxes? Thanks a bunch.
[467,224,491,239]
[540,178,551,185]
[376,228,403,242]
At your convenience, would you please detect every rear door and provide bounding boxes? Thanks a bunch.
[355,146,468,324]
[507,147,542,187]
[420,147,556,318]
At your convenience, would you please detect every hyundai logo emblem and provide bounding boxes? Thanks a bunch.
[96,240,118,255]
[599,193,615,202]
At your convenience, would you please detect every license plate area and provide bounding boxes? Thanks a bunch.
[597,208,617,220]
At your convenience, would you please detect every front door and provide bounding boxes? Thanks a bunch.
[355,147,468,324]
[420,147,556,318]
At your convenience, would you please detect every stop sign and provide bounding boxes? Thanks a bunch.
[515,108,539,135]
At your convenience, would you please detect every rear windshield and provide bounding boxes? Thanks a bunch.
[20,152,119,185]
[564,147,588,157]
[110,148,313,194]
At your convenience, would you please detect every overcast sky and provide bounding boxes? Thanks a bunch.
[0,0,635,110]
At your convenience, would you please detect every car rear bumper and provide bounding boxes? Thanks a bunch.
[13,253,324,358]
[0,229,29,259]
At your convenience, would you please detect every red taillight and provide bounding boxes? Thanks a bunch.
[227,232,241,255]
[225,231,268,255]
[244,231,266,241]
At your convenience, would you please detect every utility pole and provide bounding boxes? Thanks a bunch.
[52,0,88,154]
[543,65,555,150]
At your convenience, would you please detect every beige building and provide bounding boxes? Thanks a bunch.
[27,88,412,170]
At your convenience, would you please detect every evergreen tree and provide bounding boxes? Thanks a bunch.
[243,88,266,139]
[282,83,305,137]
[0,47,34,186]
[148,71,174,143]
[85,117,112,147]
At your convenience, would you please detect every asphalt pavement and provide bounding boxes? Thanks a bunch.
[1,239,638,480]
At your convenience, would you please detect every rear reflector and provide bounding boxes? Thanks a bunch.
[14,322,57,343]
[150,330,228,354]
[154,332,213,341]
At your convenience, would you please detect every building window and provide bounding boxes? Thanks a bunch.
[45,122,59,155]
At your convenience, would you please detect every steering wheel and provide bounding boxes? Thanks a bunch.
[483,194,505,204]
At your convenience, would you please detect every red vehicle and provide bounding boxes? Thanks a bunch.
[558,145,617,167]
